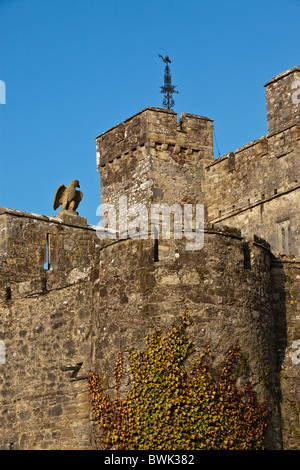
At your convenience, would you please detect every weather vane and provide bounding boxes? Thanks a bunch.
[158,53,179,110]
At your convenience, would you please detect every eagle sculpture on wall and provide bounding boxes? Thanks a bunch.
[53,179,83,216]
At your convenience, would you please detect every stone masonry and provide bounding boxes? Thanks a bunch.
[0,66,299,450]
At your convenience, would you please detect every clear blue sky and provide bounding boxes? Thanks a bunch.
[0,0,299,226]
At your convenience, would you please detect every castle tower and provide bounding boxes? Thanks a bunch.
[264,65,300,137]
[264,66,300,163]
[94,106,284,449]
[204,66,300,258]
[96,107,214,213]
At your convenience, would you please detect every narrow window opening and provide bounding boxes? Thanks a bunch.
[274,189,277,195]
[153,225,159,262]
[44,234,50,270]
[154,238,159,262]
[5,286,11,301]
[277,220,291,255]
[0,340,6,364]
[281,227,286,254]
[243,243,251,270]
[42,276,47,293]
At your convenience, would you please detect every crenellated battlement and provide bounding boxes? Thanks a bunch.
[264,65,300,136]
[96,107,214,211]
[203,67,300,259]
[96,106,214,169]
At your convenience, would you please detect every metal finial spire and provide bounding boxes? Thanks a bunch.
[158,53,179,110]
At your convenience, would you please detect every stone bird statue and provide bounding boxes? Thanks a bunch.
[53,179,83,216]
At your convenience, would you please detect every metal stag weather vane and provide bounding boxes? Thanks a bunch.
[158,54,179,110]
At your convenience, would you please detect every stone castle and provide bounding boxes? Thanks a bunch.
[0,66,299,450]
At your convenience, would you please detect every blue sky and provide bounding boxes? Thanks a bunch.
[0,0,299,226]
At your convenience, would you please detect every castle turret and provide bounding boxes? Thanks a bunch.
[204,66,300,258]
[264,65,300,136]
[96,107,214,211]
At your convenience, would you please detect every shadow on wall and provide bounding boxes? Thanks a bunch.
[270,255,288,448]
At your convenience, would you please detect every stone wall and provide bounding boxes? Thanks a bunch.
[204,137,300,256]
[264,66,300,136]
[204,67,300,259]
[0,209,100,449]
[271,258,300,449]
[93,225,283,449]
[0,208,287,449]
